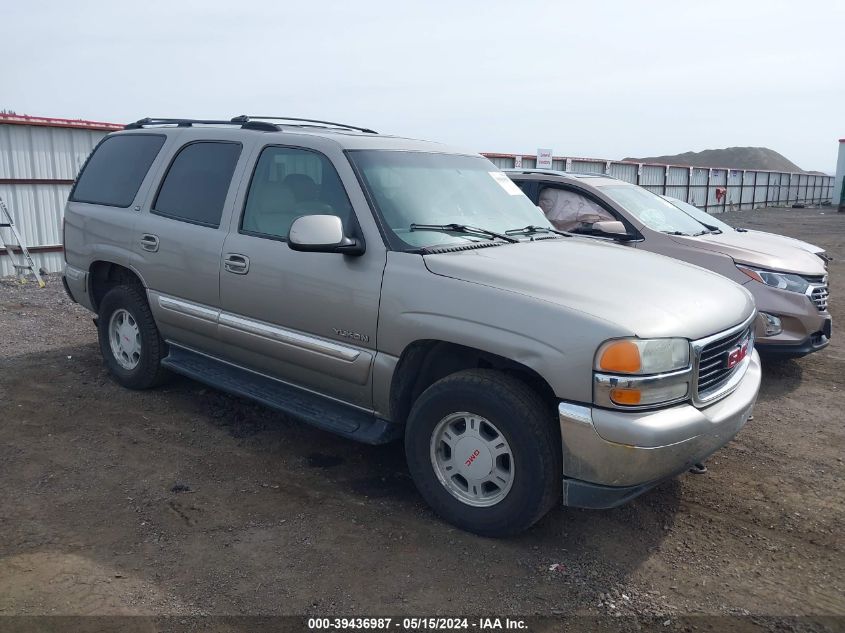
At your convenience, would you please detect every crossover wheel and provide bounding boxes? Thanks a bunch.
[405,369,561,537]
[97,284,168,389]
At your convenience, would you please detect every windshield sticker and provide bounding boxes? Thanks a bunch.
[489,171,523,196]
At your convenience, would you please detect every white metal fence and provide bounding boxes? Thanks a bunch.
[0,115,835,277]
[484,153,834,214]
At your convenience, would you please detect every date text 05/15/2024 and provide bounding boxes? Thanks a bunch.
[308,617,528,631]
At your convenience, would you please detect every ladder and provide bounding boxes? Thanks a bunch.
[0,196,45,288]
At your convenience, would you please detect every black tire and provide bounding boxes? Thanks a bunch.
[404,369,561,537]
[97,284,168,390]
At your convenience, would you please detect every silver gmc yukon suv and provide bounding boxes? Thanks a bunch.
[63,116,761,536]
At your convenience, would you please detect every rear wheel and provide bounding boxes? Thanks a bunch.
[97,285,168,389]
[405,369,560,537]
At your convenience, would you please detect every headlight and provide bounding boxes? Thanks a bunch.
[594,338,692,409]
[595,338,690,375]
[737,265,809,294]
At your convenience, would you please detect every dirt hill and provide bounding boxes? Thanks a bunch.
[624,147,816,173]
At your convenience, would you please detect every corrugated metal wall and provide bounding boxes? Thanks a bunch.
[0,124,109,277]
[0,122,837,279]
[485,153,835,213]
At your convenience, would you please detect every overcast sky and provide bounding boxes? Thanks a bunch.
[4,0,843,172]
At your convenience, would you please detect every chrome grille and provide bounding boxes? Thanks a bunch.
[808,283,829,311]
[696,325,753,398]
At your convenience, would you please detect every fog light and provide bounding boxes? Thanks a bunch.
[759,312,782,336]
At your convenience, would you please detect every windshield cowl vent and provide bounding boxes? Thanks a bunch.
[420,241,505,255]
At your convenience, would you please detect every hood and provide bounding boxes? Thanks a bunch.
[743,230,825,257]
[672,230,827,276]
[423,238,755,341]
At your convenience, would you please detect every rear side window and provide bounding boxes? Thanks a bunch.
[70,134,165,207]
[152,141,242,228]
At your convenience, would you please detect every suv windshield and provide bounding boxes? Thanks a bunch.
[598,185,710,236]
[349,151,550,249]
[660,195,733,232]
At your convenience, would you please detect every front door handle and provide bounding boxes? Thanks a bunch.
[140,234,160,252]
[224,253,250,274]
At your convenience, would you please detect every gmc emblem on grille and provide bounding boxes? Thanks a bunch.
[726,339,749,369]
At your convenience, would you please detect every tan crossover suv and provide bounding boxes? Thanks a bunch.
[509,170,831,357]
[63,116,760,536]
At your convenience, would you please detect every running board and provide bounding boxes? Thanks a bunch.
[161,346,399,445]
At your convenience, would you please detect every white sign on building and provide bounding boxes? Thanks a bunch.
[536,148,553,169]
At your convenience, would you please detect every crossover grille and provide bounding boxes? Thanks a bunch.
[808,283,829,312]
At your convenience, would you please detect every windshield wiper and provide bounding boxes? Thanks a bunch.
[505,225,573,238]
[662,230,691,236]
[698,223,722,234]
[410,223,519,243]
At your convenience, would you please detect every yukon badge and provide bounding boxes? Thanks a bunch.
[333,328,370,343]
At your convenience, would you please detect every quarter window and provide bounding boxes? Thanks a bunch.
[153,141,242,228]
[241,147,353,239]
[70,134,165,207]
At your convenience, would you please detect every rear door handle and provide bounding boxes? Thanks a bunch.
[224,253,250,274]
[140,234,160,252]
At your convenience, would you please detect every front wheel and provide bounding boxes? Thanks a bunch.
[405,369,561,537]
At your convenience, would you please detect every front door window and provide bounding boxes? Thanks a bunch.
[537,186,616,233]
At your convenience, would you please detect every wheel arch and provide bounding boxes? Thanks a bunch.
[388,339,558,427]
[88,261,147,312]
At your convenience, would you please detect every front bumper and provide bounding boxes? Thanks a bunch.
[558,350,761,509]
[748,281,831,356]
[757,316,831,358]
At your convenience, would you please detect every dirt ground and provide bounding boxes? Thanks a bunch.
[0,207,843,625]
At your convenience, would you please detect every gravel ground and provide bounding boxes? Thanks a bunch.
[0,207,843,627]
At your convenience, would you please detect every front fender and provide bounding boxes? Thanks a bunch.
[376,252,626,406]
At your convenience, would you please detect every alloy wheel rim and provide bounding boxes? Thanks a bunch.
[108,308,141,370]
[429,412,514,507]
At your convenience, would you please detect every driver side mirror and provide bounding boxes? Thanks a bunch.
[287,215,364,256]
[592,220,632,240]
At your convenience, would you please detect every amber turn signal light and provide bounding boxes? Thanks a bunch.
[598,340,641,374]
[609,387,642,405]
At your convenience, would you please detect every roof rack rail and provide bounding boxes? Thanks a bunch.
[124,117,279,132]
[232,115,377,134]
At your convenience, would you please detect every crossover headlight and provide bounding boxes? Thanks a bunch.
[737,264,809,294]
[594,338,692,409]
